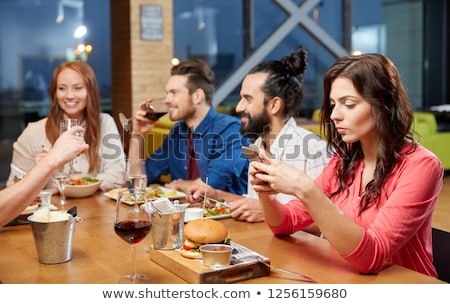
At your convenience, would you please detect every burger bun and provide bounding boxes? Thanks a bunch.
[183,218,228,244]
[180,219,228,259]
[179,248,202,259]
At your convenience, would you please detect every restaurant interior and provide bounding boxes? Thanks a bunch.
[0,0,449,284]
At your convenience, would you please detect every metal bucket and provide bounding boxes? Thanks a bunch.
[150,204,187,250]
[28,215,76,264]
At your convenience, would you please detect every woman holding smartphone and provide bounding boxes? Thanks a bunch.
[249,53,443,277]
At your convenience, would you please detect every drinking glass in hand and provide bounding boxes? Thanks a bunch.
[54,165,70,205]
[114,189,151,284]
[59,119,82,174]
[126,159,148,191]
[144,97,169,121]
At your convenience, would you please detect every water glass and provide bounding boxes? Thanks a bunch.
[39,190,53,208]
[126,159,147,191]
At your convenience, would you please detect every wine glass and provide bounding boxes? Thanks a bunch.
[144,97,169,120]
[59,119,82,174]
[126,159,148,191]
[114,189,151,284]
[118,112,132,133]
[54,164,71,205]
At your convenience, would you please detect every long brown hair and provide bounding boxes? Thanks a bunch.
[46,61,101,173]
[321,53,415,214]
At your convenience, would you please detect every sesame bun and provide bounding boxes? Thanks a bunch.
[183,218,228,244]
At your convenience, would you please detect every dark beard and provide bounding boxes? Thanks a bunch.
[239,109,271,141]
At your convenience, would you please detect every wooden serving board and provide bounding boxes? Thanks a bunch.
[149,242,270,283]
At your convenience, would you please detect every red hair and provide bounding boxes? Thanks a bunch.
[46,61,101,173]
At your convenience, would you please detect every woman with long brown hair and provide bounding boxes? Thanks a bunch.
[8,61,125,191]
[249,53,443,277]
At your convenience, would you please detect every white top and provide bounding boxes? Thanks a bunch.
[7,113,126,191]
[247,117,331,203]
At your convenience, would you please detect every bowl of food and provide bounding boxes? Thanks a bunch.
[65,177,101,198]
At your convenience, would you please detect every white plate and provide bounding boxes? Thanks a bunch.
[21,203,39,215]
[204,213,232,220]
[187,213,231,221]
[104,186,186,204]
[184,205,232,222]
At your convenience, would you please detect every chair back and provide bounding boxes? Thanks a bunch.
[311,109,322,122]
[413,112,438,135]
[432,227,450,282]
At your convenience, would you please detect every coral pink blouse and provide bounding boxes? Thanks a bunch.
[269,143,443,277]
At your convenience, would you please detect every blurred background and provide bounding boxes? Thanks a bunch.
[0,0,448,187]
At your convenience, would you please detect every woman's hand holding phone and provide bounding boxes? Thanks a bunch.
[242,145,263,163]
[244,147,278,194]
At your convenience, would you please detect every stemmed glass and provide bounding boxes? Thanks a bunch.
[144,97,169,121]
[59,119,82,174]
[54,164,71,205]
[118,97,168,133]
[118,113,132,133]
[114,189,151,284]
[126,159,148,191]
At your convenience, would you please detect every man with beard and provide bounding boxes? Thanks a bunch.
[128,59,250,195]
[189,46,330,223]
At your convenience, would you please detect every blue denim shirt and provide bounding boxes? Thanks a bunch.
[145,108,250,195]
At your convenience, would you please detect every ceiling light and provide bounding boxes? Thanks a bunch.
[73,25,87,39]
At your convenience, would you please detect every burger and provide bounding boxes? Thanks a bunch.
[180,218,229,259]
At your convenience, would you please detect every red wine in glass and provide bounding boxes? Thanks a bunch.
[145,97,169,121]
[114,189,151,284]
[145,111,167,121]
[114,219,151,245]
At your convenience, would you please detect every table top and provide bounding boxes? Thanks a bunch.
[0,191,444,284]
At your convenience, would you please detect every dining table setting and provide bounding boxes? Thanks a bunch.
[0,183,446,285]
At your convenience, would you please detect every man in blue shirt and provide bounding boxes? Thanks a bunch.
[128,59,250,195]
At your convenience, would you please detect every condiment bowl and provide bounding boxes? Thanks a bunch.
[199,244,233,267]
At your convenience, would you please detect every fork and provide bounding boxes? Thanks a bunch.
[200,195,230,208]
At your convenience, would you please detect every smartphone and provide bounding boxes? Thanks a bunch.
[242,145,263,163]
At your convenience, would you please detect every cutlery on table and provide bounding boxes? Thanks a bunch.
[257,256,317,283]
[199,194,230,208]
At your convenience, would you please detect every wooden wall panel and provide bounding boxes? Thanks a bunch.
[110,0,172,119]
[110,0,173,152]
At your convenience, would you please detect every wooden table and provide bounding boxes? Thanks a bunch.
[0,192,444,284]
